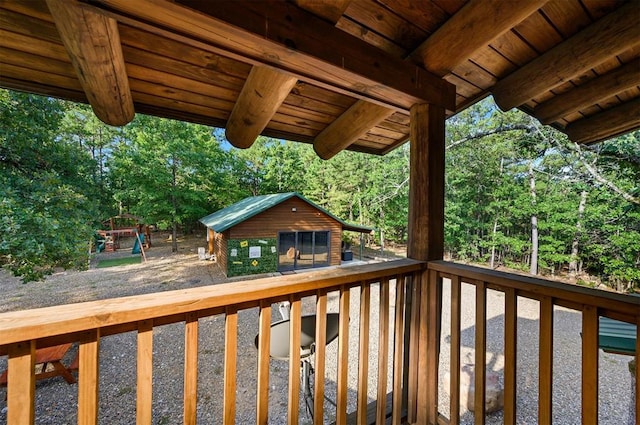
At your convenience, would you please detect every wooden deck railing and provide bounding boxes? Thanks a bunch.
[425,261,640,425]
[3,259,638,424]
[0,259,424,425]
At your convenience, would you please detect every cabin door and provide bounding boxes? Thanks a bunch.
[277,231,330,271]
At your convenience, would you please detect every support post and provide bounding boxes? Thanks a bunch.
[406,103,445,424]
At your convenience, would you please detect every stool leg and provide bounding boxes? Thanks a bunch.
[302,360,313,419]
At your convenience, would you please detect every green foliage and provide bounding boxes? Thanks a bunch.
[0,90,98,281]
[2,89,637,291]
[109,115,230,232]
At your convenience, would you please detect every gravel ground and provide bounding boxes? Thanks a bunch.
[0,234,635,424]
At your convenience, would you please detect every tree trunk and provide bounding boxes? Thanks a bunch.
[490,217,498,269]
[171,154,178,253]
[529,162,538,276]
[569,190,588,278]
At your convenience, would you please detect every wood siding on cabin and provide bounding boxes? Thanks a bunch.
[228,197,343,266]
[214,231,228,274]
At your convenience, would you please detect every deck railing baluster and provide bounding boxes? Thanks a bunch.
[136,320,154,425]
[183,312,199,425]
[474,281,487,425]
[7,341,35,425]
[314,290,328,425]
[539,296,554,424]
[504,287,517,425]
[582,305,599,424]
[392,274,406,425]
[256,301,272,424]
[357,282,371,425]
[288,296,302,424]
[449,275,462,425]
[78,329,100,425]
[336,285,350,425]
[223,306,238,425]
[376,278,390,424]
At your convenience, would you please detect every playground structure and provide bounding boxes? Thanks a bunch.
[95,214,151,261]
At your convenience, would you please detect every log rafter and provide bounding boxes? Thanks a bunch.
[46,0,134,126]
[492,1,640,111]
[411,0,549,77]
[313,101,395,160]
[535,58,640,124]
[225,66,298,149]
[565,98,640,144]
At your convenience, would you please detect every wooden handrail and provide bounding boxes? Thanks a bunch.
[0,259,424,351]
[428,260,639,320]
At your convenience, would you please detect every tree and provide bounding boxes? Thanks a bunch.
[0,90,100,281]
[109,115,229,251]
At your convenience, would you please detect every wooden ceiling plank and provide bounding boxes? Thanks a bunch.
[540,0,591,38]
[95,0,455,111]
[313,101,395,159]
[294,0,351,24]
[535,58,640,124]
[125,63,239,101]
[489,30,538,67]
[121,45,246,92]
[411,0,549,76]
[0,47,76,78]
[565,98,640,144]
[0,76,87,103]
[119,25,253,80]
[1,0,54,23]
[129,78,235,113]
[0,30,68,61]
[0,7,61,43]
[0,62,83,92]
[226,66,298,149]
[335,17,406,57]
[377,0,448,34]
[344,0,428,51]
[46,0,134,126]
[493,1,640,111]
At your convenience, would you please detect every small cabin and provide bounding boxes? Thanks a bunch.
[199,192,372,277]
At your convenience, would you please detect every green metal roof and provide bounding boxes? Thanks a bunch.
[199,192,373,234]
[599,316,637,355]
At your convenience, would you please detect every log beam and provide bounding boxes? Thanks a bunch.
[565,98,640,144]
[313,101,395,160]
[492,1,640,111]
[94,0,455,112]
[226,66,298,149]
[294,0,351,24]
[411,0,548,77]
[535,58,640,124]
[46,0,134,126]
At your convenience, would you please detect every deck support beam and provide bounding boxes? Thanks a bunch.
[406,103,445,424]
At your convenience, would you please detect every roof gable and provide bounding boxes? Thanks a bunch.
[199,192,372,233]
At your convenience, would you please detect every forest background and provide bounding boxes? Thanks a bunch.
[1,89,638,291]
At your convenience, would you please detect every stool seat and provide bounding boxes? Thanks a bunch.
[255,313,340,360]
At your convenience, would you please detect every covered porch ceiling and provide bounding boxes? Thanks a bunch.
[1,0,638,158]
